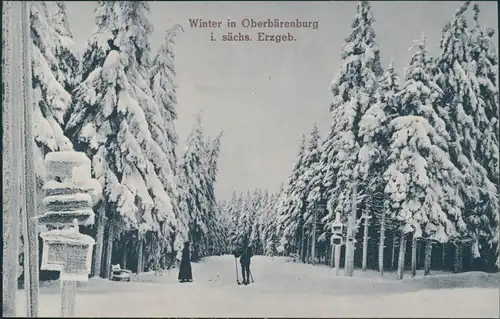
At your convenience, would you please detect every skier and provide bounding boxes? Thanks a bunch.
[178,241,193,283]
[237,238,253,285]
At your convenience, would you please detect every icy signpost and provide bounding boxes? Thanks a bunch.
[36,151,102,317]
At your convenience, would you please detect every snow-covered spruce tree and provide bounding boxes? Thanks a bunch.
[256,190,272,255]
[277,135,307,255]
[46,2,79,97]
[66,1,177,276]
[263,190,282,256]
[357,62,400,273]
[301,125,325,256]
[322,0,383,240]
[469,3,499,269]
[177,116,222,260]
[385,35,465,280]
[227,192,243,252]
[150,24,183,171]
[434,1,497,271]
[250,189,264,254]
[30,1,74,186]
[234,191,255,250]
[205,132,225,255]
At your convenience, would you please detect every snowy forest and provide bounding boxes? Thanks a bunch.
[13,0,499,285]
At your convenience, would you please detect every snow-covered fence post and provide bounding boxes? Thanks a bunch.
[331,212,344,276]
[2,2,23,316]
[35,151,102,317]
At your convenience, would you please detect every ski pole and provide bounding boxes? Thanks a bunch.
[249,269,254,283]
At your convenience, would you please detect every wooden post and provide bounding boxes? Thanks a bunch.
[311,207,317,265]
[411,235,417,277]
[92,206,106,278]
[2,2,22,316]
[362,215,370,272]
[345,182,357,277]
[424,239,432,276]
[396,230,407,280]
[378,209,386,275]
[334,245,341,276]
[22,1,40,312]
[60,281,76,317]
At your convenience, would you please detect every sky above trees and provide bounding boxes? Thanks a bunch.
[65,1,499,201]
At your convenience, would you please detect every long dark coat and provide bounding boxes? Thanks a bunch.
[178,246,193,281]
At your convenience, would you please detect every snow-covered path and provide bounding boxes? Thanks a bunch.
[16,255,500,317]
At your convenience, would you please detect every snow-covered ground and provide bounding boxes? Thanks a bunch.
[16,255,500,317]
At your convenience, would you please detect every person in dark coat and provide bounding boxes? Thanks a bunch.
[178,241,193,282]
[238,239,253,285]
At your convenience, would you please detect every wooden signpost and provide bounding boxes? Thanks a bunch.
[36,151,102,317]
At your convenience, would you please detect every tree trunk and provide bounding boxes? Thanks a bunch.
[396,230,407,280]
[137,237,144,274]
[453,243,463,274]
[104,221,114,279]
[325,245,330,265]
[330,243,335,268]
[411,235,417,278]
[424,239,432,276]
[122,244,128,269]
[362,216,370,272]
[92,205,106,278]
[306,234,311,264]
[345,183,357,277]
[391,234,397,270]
[311,212,317,265]
[300,225,305,263]
[442,243,446,270]
[379,209,386,275]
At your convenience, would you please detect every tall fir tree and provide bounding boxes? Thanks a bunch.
[469,3,499,267]
[434,1,496,268]
[385,35,465,277]
[177,116,222,259]
[322,0,383,232]
[277,135,307,254]
[357,62,400,271]
[150,24,183,171]
[66,2,177,272]
[31,1,74,185]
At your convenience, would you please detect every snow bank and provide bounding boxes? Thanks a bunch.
[15,256,499,317]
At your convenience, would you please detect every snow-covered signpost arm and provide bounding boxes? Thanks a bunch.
[36,151,102,317]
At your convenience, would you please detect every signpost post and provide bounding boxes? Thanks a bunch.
[331,212,344,277]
